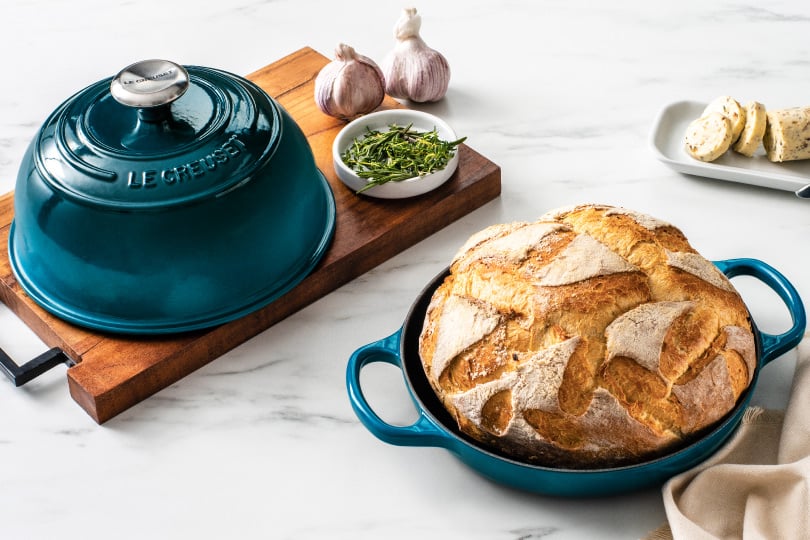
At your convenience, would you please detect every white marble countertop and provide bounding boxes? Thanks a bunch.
[1,1,809,538]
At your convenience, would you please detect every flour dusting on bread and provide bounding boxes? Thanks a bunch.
[428,295,501,380]
[604,206,673,230]
[666,250,735,292]
[605,301,695,374]
[455,222,566,269]
[536,233,638,286]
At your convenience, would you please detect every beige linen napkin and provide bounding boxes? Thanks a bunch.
[645,335,810,540]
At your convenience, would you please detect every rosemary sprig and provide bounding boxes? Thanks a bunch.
[341,123,466,194]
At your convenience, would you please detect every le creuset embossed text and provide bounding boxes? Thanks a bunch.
[9,59,335,334]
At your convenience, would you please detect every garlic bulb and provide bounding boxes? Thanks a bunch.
[382,7,450,103]
[314,43,386,120]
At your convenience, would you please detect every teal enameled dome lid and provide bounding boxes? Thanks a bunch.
[36,59,280,208]
[9,59,335,334]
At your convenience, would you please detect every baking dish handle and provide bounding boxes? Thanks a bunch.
[715,258,806,364]
[346,330,450,448]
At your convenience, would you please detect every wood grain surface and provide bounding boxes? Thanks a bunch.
[0,47,501,423]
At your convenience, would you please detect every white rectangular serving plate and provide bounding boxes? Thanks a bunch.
[649,100,810,193]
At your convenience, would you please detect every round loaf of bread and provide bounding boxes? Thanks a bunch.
[418,204,755,468]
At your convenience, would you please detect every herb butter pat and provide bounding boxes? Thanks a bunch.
[763,106,810,162]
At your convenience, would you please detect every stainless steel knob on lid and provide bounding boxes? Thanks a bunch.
[110,59,189,108]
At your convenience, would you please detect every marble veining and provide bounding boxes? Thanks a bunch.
[1,1,809,539]
[509,527,561,540]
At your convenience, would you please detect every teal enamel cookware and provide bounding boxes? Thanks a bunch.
[9,59,335,334]
[347,258,805,496]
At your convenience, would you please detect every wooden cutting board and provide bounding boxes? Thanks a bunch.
[0,47,501,423]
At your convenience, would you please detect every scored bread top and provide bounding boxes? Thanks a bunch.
[418,204,755,468]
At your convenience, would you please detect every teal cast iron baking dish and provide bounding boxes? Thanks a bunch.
[346,258,805,496]
[9,59,335,334]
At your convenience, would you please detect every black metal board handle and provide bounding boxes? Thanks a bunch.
[0,346,74,387]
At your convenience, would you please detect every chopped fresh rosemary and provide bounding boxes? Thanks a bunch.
[341,123,466,194]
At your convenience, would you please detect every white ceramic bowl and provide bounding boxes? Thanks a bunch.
[332,109,460,199]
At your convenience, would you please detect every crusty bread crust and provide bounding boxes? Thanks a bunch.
[418,204,755,468]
